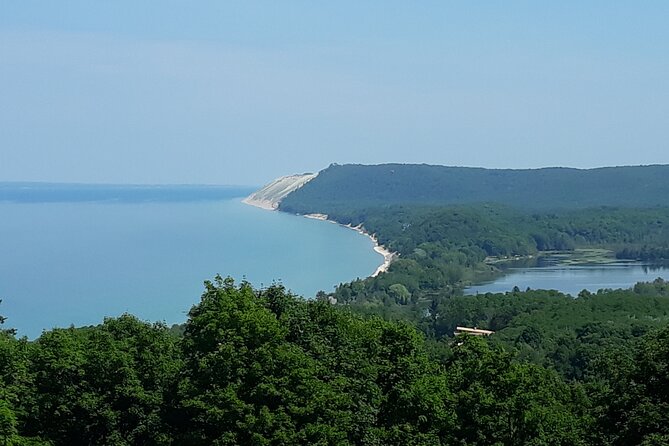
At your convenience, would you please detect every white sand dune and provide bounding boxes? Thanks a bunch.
[242,173,317,210]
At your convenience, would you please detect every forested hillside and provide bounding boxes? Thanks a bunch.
[279,163,669,212]
[323,205,669,315]
[3,278,669,445]
[274,164,669,330]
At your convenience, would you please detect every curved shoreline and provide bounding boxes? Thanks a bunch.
[303,213,396,277]
[242,196,396,278]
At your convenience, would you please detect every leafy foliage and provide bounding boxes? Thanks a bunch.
[1,279,631,446]
[593,325,669,445]
[15,315,180,446]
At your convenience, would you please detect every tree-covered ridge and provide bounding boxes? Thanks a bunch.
[279,163,669,212]
[3,280,669,445]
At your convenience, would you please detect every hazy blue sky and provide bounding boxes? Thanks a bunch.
[1,1,668,185]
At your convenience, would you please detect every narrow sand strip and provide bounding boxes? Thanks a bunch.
[371,237,396,277]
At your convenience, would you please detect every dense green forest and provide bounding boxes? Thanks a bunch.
[315,205,669,324]
[3,278,669,445]
[279,163,669,212]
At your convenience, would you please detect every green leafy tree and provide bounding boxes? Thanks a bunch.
[445,336,587,445]
[595,325,669,445]
[0,304,48,446]
[176,277,325,445]
[26,315,180,445]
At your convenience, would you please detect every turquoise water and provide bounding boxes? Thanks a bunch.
[466,262,669,296]
[0,198,382,338]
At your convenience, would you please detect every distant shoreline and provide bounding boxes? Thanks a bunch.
[242,198,396,278]
[303,213,397,277]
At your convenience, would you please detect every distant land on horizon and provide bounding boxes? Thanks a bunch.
[272,163,669,213]
[0,183,256,203]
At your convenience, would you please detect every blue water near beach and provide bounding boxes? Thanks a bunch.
[0,192,382,338]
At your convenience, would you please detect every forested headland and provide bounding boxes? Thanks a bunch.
[280,163,669,212]
[279,164,669,330]
[4,163,669,445]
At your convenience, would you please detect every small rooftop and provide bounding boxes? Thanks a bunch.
[454,326,495,336]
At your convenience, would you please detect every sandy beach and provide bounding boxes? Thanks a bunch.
[303,213,328,221]
[370,236,396,277]
[351,225,396,277]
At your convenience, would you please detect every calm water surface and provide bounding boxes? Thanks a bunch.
[0,198,382,337]
[466,262,669,296]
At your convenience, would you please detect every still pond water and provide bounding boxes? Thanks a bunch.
[466,257,669,297]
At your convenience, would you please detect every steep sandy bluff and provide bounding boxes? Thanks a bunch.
[242,173,318,210]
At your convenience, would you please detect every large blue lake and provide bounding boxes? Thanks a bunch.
[0,188,382,338]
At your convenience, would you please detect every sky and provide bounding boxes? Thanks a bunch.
[1,1,668,186]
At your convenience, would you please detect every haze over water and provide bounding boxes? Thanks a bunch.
[0,192,382,338]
